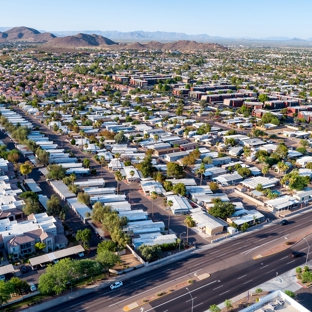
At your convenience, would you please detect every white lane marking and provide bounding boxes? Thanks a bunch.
[280,256,288,260]
[218,253,228,257]
[219,290,230,296]
[237,274,247,279]
[186,297,197,303]
[241,236,283,255]
[142,280,219,312]
[194,303,203,308]
[192,263,202,267]
[69,303,84,308]
[232,242,241,246]
[243,279,253,284]
[134,278,146,283]
[287,260,296,264]
[260,265,269,270]
[76,308,89,312]
[266,269,275,274]
[108,269,203,307]
[213,285,223,290]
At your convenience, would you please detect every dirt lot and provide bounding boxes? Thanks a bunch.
[113,249,142,271]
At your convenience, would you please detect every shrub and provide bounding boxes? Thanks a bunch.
[296,267,302,274]
[188,279,195,284]
[284,290,295,298]
[255,288,263,294]
[304,265,310,272]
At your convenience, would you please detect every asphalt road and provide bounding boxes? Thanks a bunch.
[41,211,312,312]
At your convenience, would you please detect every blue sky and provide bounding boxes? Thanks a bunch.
[2,0,312,38]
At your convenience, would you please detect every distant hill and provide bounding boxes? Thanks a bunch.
[124,40,227,52]
[43,33,118,48]
[0,26,55,43]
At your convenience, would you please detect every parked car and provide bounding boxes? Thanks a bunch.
[20,266,28,273]
[29,283,36,292]
[110,281,123,290]
[291,251,301,258]
[280,220,289,225]
[0,275,5,281]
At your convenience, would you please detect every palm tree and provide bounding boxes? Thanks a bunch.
[196,163,206,186]
[154,134,159,143]
[262,165,269,177]
[114,170,123,194]
[150,191,158,221]
[100,156,107,177]
[184,216,195,244]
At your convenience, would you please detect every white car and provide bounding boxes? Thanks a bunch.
[110,281,123,290]
[29,283,36,292]
[0,275,5,281]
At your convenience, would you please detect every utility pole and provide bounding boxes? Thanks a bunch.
[186,287,194,312]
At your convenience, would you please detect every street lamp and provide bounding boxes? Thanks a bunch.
[186,287,194,312]
[304,237,310,266]
[179,232,186,252]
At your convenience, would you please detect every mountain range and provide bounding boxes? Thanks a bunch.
[1,26,312,48]
[0,27,227,51]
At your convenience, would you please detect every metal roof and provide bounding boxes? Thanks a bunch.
[29,245,85,267]
[0,264,15,275]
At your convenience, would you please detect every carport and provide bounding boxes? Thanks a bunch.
[0,264,15,276]
[29,245,85,268]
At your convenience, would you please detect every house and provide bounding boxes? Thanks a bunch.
[213,173,243,186]
[140,178,166,195]
[132,233,177,249]
[265,195,299,212]
[296,156,312,167]
[166,195,192,215]
[166,178,197,186]
[241,176,279,190]
[0,213,67,258]
[191,208,227,235]
[122,166,141,182]
[67,198,92,224]
[227,209,265,228]
[123,220,165,236]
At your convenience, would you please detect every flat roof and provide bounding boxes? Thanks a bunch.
[29,245,85,266]
[0,264,15,275]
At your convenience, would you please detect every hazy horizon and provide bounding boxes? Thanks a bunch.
[1,0,312,39]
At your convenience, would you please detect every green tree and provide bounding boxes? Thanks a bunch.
[97,240,117,253]
[39,258,76,295]
[23,198,41,215]
[47,164,66,180]
[281,171,309,191]
[172,183,186,196]
[184,216,195,227]
[209,200,235,220]
[76,228,91,248]
[241,222,249,232]
[83,158,90,168]
[300,139,309,148]
[139,155,155,178]
[20,191,39,202]
[237,167,251,178]
[114,131,128,144]
[255,183,263,191]
[19,161,33,177]
[209,182,219,193]
[9,277,29,295]
[47,194,62,216]
[203,156,213,164]
[138,244,162,262]
[258,93,269,103]
[163,180,173,191]
[167,162,184,178]
[0,280,13,307]
[77,192,91,205]
[95,250,120,272]
[196,163,206,186]
[275,143,288,159]
[35,242,46,252]
[262,165,269,177]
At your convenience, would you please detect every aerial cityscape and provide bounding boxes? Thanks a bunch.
[1,1,312,312]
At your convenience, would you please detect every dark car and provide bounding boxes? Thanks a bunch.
[20,266,28,273]
[291,251,301,258]
[280,220,289,225]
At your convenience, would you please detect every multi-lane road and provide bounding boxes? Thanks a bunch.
[40,210,312,312]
